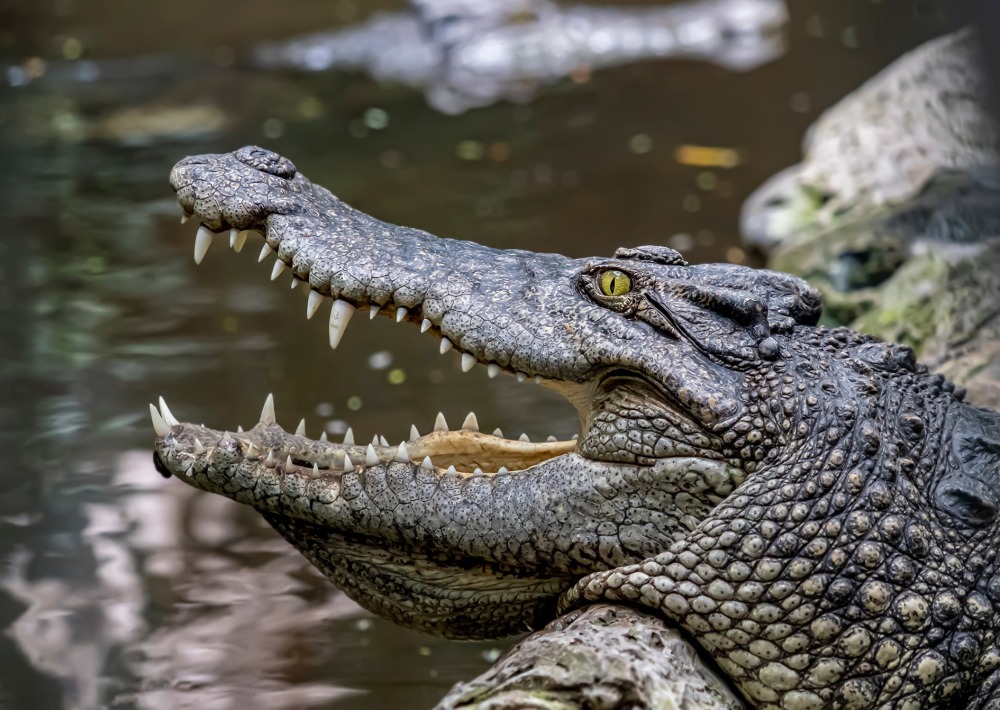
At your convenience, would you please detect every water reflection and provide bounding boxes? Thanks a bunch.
[0,0,959,707]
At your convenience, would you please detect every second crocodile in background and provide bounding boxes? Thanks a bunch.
[152,146,1000,709]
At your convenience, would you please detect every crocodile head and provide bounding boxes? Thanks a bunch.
[154,146,826,638]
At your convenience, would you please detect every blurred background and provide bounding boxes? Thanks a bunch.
[0,1,964,708]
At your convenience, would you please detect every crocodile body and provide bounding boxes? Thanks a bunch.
[153,147,1000,709]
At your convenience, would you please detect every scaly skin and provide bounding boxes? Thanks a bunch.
[155,147,1000,709]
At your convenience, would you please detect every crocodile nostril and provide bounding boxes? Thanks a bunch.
[234,145,297,179]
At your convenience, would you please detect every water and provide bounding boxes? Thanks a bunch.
[0,1,956,708]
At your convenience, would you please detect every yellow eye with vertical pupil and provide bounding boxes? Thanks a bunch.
[598,269,632,296]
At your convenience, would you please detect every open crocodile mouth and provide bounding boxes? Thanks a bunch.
[151,220,584,479]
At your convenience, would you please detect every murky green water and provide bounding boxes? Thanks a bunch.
[0,1,956,707]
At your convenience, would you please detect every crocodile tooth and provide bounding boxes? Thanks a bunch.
[265,449,275,465]
[149,404,171,436]
[446,465,457,475]
[409,424,420,440]
[473,467,483,476]
[369,304,379,319]
[180,214,189,224]
[343,427,355,445]
[319,431,328,442]
[462,412,479,431]
[270,260,286,281]
[420,456,433,470]
[158,397,179,426]
[295,418,306,436]
[237,425,244,433]
[259,393,276,424]
[365,444,379,466]
[439,338,454,354]
[497,466,509,475]
[461,353,476,372]
[312,463,321,478]
[258,243,273,262]
[516,372,527,383]
[394,442,409,462]
[434,412,448,431]
[328,299,355,350]
[343,454,354,472]
[519,433,530,442]
[534,375,543,384]
[232,229,248,253]
[290,278,299,289]
[193,226,214,265]
[487,364,500,378]
[492,428,503,437]
[306,291,324,319]
[371,434,379,446]
[246,443,256,457]
[420,318,432,333]
[379,435,390,447]
[194,438,206,454]
[572,433,579,440]
[546,435,557,442]
[395,306,408,323]
[285,455,293,469]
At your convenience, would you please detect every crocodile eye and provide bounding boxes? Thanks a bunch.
[598,269,631,297]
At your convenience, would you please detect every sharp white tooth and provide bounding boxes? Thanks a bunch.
[232,229,248,253]
[180,214,189,224]
[285,455,293,469]
[492,428,503,437]
[247,443,256,457]
[369,304,379,319]
[149,404,171,436]
[295,419,306,436]
[307,291,324,319]
[440,338,453,354]
[546,435,557,442]
[434,412,448,431]
[343,427,355,445]
[312,463,321,478]
[259,393,276,424]
[266,449,275,465]
[487,364,500,378]
[446,465,457,475]
[270,260,286,280]
[473,467,483,476]
[157,397,179,426]
[394,442,409,462]
[420,318,432,333]
[319,431,328,442]
[395,306,408,323]
[258,243,273,262]
[328,299,355,350]
[379,435,389,447]
[366,444,379,466]
[194,438,206,454]
[409,424,420,440]
[420,456,434,470]
[461,353,476,372]
[516,372,527,383]
[290,278,299,289]
[343,454,354,472]
[462,412,479,431]
[572,433,579,440]
[237,425,244,433]
[371,434,379,446]
[193,226,214,265]
[519,433,530,442]
[497,466,509,475]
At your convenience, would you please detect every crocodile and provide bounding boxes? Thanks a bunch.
[152,146,1000,709]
